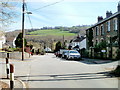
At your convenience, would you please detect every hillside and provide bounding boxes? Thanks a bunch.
[5,25,90,49]
[26,25,90,36]
[26,29,76,36]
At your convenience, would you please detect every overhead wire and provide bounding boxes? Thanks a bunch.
[24,2,33,29]
[23,0,64,29]
[31,0,64,12]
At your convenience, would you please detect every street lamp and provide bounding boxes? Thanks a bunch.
[22,0,32,61]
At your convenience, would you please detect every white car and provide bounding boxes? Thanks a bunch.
[59,49,67,57]
[66,50,81,60]
[62,50,69,59]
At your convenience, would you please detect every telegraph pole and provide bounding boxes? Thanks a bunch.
[22,0,25,61]
[63,35,64,45]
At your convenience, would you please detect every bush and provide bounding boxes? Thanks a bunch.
[40,50,45,55]
[110,65,120,77]
[80,48,89,58]
[4,48,22,52]
[116,49,120,60]
[15,33,27,48]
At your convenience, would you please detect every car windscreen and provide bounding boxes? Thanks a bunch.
[69,51,78,53]
[63,51,68,53]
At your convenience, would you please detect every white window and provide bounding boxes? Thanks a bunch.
[113,19,118,31]
[96,40,98,45]
[95,26,99,36]
[101,25,104,35]
[107,21,110,32]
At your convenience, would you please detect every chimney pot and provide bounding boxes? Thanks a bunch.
[98,16,103,22]
[106,11,112,18]
[118,1,120,12]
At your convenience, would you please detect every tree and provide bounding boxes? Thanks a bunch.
[15,33,27,48]
[62,40,67,49]
[0,1,16,30]
[88,28,93,47]
[94,40,107,52]
[55,41,62,51]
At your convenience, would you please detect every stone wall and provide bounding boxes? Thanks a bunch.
[88,46,119,60]
[112,47,119,59]
[0,52,30,59]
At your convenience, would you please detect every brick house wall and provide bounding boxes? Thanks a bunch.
[86,2,120,59]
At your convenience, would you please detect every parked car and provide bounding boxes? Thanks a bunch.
[58,49,66,57]
[66,50,81,60]
[55,51,60,57]
[62,50,69,59]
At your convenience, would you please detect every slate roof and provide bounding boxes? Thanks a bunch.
[72,36,86,42]
[86,11,120,30]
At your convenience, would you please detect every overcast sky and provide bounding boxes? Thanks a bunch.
[6,0,120,31]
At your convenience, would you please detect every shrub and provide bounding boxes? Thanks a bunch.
[110,65,120,77]
[116,49,120,60]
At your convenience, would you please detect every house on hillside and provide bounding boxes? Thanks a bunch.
[6,35,17,48]
[86,2,120,59]
[69,35,86,50]
[44,47,52,52]
[0,31,6,50]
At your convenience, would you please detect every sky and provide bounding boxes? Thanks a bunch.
[4,0,120,31]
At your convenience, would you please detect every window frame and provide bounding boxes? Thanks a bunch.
[95,26,99,36]
[100,25,104,35]
[113,18,118,31]
[107,21,111,32]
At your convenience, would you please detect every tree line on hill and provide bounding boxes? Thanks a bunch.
[25,25,90,35]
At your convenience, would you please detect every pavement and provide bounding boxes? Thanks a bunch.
[82,58,120,64]
[0,58,26,89]
[0,55,119,88]
[0,78,25,89]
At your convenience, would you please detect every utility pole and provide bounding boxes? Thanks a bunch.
[63,35,64,45]
[22,0,25,61]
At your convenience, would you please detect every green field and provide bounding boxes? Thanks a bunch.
[27,29,77,36]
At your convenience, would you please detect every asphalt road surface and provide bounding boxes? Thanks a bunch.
[1,53,119,88]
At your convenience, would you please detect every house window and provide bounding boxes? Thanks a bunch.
[96,40,98,45]
[113,19,118,31]
[107,21,110,32]
[101,25,104,35]
[95,26,99,36]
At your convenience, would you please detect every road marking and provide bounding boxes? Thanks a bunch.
[16,78,27,89]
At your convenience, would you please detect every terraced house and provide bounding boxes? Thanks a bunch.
[86,2,120,59]
[0,31,6,50]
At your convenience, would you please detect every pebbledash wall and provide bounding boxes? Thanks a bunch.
[86,2,120,59]
[0,52,30,59]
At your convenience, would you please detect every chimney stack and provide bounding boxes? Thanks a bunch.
[106,11,112,18]
[98,16,103,22]
[118,1,120,12]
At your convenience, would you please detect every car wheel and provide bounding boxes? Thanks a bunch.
[66,57,68,60]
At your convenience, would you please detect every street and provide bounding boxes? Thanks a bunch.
[0,53,119,88]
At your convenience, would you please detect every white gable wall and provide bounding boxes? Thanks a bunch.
[70,39,86,50]
[80,39,86,49]
[0,36,6,49]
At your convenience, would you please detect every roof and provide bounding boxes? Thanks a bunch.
[72,36,86,42]
[44,47,52,51]
[118,1,120,5]
[86,11,120,30]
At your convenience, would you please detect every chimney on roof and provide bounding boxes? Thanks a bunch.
[98,16,103,22]
[118,1,120,12]
[106,11,112,18]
